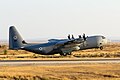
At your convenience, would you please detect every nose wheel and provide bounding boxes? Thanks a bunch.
[100,46,103,50]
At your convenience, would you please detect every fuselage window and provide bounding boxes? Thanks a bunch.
[102,36,105,39]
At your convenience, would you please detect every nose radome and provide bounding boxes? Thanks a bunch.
[103,39,108,44]
[101,36,108,45]
[98,36,108,46]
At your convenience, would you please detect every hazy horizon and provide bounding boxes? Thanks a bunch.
[0,0,120,41]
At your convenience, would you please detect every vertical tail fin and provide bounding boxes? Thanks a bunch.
[9,26,26,50]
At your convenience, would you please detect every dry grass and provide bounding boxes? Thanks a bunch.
[0,42,120,59]
[0,63,120,80]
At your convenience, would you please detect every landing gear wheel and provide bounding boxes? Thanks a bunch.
[60,53,67,56]
[63,53,67,56]
[100,46,103,50]
[67,52,72,55]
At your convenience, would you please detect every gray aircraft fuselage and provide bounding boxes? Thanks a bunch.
[20,35,107,55]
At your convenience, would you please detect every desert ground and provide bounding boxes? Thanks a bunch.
[0,63,120,80]
[0,42,120,80]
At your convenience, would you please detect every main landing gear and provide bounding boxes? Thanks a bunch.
[60,52,72,56]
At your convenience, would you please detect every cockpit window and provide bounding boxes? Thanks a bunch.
[102,36,106,39]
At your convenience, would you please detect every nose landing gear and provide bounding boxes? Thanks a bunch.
[100,46,103,50]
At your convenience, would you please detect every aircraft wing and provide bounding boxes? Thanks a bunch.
[54,38,85,54]
[55,38,84,47]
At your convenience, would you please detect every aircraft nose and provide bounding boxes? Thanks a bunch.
[103,39,108,44]
[97,36,107,46]
[101,36,108,45]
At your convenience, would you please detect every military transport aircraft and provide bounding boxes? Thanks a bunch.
[9,26,85,56]
[9,26,107,56]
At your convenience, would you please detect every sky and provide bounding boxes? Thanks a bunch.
[0,0,120,41]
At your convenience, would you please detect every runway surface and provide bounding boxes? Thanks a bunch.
[0,58,120,65]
